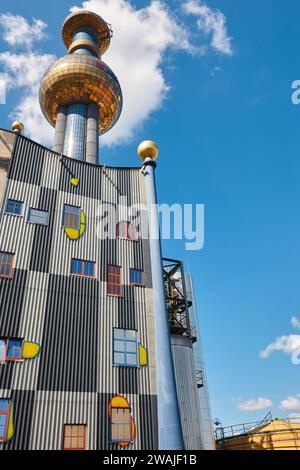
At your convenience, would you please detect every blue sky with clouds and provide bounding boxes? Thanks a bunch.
[1,0,300,428]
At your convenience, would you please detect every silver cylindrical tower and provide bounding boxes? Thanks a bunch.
[138,141,184,450]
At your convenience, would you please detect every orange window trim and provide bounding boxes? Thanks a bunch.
[63,424,87,451]
[0,254,14,279]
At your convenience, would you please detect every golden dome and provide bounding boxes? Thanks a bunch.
[39,54,122,135]
[62,10,112,56]
[11,121,24,133]
[137,141,159,161]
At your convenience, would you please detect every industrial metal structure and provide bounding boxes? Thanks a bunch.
[0,9,213,450]
[216,414,300,450]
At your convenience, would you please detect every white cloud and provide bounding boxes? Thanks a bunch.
[0,51,56,144]
[291,317,300,329]
[71,0,193,146]
[235,397,273,412]
[183,0,233,56]
[0,13,47,50]
[260,334,300,359]
[0,1,233,148]
[280,395,300,411]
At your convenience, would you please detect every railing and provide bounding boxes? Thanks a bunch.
[215,413,273,441]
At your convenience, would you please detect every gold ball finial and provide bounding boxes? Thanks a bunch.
[12,121,24,134]
[137,140,159,161]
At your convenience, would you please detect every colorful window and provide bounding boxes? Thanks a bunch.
[0,252,14,278]
[129,269,144,286]
[111,408,132,443]
[0,400,10,442]
[0,338,23,361]
[71,259,95,278]
[107,265,122,296]
[28,208,49,225]
[116,221,138,241]
[5,200,23,216]
[63,425,87,450]
[113,329,138,367]
[63,205,81,230]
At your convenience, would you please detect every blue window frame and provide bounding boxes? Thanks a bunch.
[71,259,95,278]
[0,399,10,441]
[0,339,6,360]
[129,269,144,286]
[28,208,48,225]
[5,199,23,216]
[63,205,80,230]
[113,329,138,367]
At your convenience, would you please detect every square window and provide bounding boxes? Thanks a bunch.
[71,259,95,278]
[113,329,138,367]
[129,269,144,286]
[5,200,23,216]
[0,252,14,278]
[7,339,22,360]
[63,205,80,230]
[28,208,48,225]
[63,425,86,450]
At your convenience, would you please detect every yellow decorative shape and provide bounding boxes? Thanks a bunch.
[71,177,79,187]
[7,402,14,441]
[139,344,148,366]
[65,210,86,240]
[110,396,130,409]
[22,342,40,360]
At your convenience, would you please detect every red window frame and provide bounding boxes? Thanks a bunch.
[63,424,87,451]
[107,265,122,297]
[70,259,96,278]
[129,269,145,287]
[0,253,14,279]
[116,222,138,241]
[0,400,11,442]
[0,337,23,362]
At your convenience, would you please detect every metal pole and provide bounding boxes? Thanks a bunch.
[143,156,184,450]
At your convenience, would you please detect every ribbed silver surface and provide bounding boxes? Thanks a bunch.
[0,132,158,450]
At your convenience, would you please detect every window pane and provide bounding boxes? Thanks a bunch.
[128,223,138,240]
[113,329,125,340]
[7,339,22,359]
[126,353,137,365]
[88,262,94,277]
[77,437,84,449]
[0,425,5,438]
[0,339,6,358]
[114,341,125,352]
[125,330,136,341]
[0,253,13,277]
[64,205,80,229]
[29,209,48,225]
[0,400,9,411]
[114,352,125,364]
[65,426,71,437]
[6,200,23,216]
[64,437,71,448]
[130,269,143,285]
[126,341,137,353]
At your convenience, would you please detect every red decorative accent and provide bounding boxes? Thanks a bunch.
[0,253,14,279]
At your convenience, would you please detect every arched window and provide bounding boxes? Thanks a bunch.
[116,221,138,241]
[108,396,135,446]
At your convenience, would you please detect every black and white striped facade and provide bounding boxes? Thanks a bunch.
[0,129,158,450]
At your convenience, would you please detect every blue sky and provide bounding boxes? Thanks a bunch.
[1,0,300,429]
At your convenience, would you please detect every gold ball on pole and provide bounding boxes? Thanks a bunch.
[137,140,159,161]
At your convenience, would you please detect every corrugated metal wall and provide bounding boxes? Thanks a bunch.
[171,335,203,450]
[0,132,158,450]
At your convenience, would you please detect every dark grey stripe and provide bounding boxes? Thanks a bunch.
[37,274,99,392]
[29,187,57,273]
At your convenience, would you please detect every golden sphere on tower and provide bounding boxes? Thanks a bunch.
[11,121,24,133]
[137,140,159,161]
